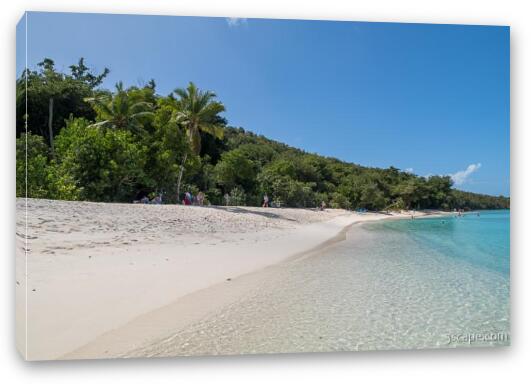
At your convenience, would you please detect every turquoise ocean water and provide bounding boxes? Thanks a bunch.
[378,210,510,277]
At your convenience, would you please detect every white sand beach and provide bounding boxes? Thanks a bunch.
[16,198,442,360]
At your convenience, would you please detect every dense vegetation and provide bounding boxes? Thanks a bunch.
[16,58,510,211]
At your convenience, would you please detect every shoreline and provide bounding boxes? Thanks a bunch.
[116,211,508,357]
[66,210,456,359]
[16,198,447,360]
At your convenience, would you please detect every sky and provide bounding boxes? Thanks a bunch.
[16,12,510,196]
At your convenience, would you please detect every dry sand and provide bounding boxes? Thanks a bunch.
[16,198,440,360]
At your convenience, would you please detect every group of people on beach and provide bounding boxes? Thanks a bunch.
[135,194,163,205]
[135,191,329,211]
[182,191,205,206]
[135,190,206,206]
[260,194,325,210]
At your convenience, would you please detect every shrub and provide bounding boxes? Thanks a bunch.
[54,117,148,202]
[16,133,51,198]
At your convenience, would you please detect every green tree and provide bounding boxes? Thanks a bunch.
[15,132,80,200]
[54,117,148,201]
[173,82,225,201]
[16,133,51,198]
[425,175,453,208]
[228,186,247,206]
[394,178,424,210]
[142,97,190,202]
[330,192,351,209]
[257,161,316,208]
[16,58,109,148]
[214,149,257,194]
[359,181,389,211]
[84,82,154,133]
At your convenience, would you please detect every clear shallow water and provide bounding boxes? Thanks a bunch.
[128,211,510,357]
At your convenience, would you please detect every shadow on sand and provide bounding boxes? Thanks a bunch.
[207,205,319,222]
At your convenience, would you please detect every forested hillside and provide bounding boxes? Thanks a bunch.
[16,58,509,211]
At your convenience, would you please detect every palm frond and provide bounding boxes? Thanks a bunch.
[199,124,224,140]
[87,120,111,129]
[130,111,155,120]
[130,101,153,114]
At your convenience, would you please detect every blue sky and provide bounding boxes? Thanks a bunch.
[16,12,510,196]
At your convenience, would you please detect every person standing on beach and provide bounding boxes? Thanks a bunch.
[197,191,205,206]
[224,193,230,206]
[262,194,269,208]
[184,191,192,206]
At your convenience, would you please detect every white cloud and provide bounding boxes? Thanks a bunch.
[226,18,247,27]
[450,163,482,185]
[404,168,414,174]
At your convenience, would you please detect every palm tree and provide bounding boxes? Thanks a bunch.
[85,82,154,132]
[173,82,225,203]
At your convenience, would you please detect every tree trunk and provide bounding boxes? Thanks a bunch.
[176,152,188,203]
[48,97,55,158]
